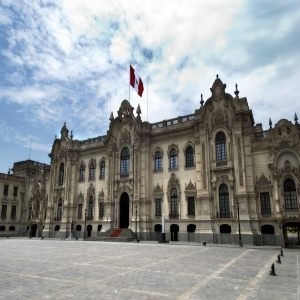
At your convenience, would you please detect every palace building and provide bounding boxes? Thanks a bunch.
[1,76,300,246]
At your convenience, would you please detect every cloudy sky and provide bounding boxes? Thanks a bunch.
[0,0,300,173]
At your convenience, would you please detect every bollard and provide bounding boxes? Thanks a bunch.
[277,254,281,264]
[280,248,283,256]
[270,263,276,276]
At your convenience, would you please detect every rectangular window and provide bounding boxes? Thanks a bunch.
[13,186,18,197]
[1,205,7,219]
[11,205,16,219]
[155,198,162,217]
[78,204,82,219]
[4,185,8,196]
[187,197,195,216]
[170,156,178,170]
[89,168,95,181]
[99,202,104,218]
[260,192,271,215]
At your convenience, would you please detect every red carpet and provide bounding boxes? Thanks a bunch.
[110,229,122,237]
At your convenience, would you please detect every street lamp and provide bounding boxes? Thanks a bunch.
[84,209,87,239]
[236,200,243,247]
[135,205,139,242]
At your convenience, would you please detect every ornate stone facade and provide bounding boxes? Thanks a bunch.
[1,76,299,246]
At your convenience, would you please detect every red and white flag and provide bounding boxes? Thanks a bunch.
[130,65,144,97]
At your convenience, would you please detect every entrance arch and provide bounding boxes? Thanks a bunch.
[283,222,300,246]
[170,224,179,241]
[119,192,129,228]
[30,224,37,237]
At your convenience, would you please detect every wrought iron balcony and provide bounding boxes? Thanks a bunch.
[169,213,179,219]
[217,212,232,218]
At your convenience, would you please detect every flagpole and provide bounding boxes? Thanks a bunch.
[147,79,149,122]
[129,64,131,103]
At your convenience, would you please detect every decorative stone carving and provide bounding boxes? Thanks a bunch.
[257,173,271,185]
[120,128,131,145]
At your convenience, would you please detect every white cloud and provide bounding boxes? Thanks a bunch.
[0,120,50,152]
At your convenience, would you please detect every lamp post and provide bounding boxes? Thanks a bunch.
[135,204,139,242]
[236,200,243,247]
[84,209,87,239]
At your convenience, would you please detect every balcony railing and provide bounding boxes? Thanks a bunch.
[169,213,179,219]
[217,212,232,218]
[216,160,227,167]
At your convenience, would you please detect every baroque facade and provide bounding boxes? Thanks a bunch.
[1,76,300,246]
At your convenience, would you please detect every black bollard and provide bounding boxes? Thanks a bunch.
[277,254,281,264]
[270,263,276,276]
[280,248,283,256]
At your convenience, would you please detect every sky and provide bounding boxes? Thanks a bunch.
[0,0,300,173]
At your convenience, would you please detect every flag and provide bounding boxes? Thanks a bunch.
[130,65,144,97]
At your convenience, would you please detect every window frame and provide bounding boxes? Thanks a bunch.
[260,192,271,215]
[169,148,178,170]
[215,131,227,164]
[120,147,130,176]
[99,160,105,179]
[185,145,195,168]
[283,178,298,211]
[219,184,230,218]
[154,151,162,172]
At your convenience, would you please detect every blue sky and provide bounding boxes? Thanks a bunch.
[0,0,300,173]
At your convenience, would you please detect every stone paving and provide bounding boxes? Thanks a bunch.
[0,239,299,299]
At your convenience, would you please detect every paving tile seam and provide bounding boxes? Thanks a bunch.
[236,252,278,300]
[297,253,300,300]
[0,270,83,285]
[177,249,250,300]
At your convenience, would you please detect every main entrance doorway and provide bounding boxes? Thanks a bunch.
[119,192,129,228]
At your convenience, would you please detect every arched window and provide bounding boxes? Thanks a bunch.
[88,196,94,220]
[99,160,105,179]
[215,131,226,164]
[185,145,194,168]
[120,147,130,176]
[89,161,95,181]
[170,188,178,218]
[79,164,85,182]
[261,224,275,234]
[220,224,231,233]
[56,198,63,221]
[154,151,162,172]
[154,224,162,232]
[219,184,230,218]
[284,179,298,210]
[187,224,196,233]
[9,226,15,231]
[58,163,64,186]
[169,148,178,170]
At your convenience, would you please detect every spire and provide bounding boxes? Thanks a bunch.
[200,94,204,106]
[70,130,73,140]
[269,118,272,129]
[234,83,239,98]
[136,104,141,115]
[136,104,142,122]
[294,113,298,125]
[109,112,114,121]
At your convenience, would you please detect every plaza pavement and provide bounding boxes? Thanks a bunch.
[0,238,299,300]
